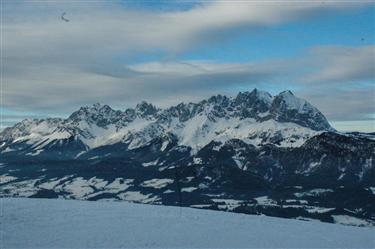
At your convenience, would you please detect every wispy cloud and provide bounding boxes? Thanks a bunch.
[4,1,367,60]
[298,87,375,121]
[4,45,374,123]
[302,45,375,83]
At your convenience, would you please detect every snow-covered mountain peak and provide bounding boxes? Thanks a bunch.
[134,101,159,118]
[274,90,309,112]
[234,89,273,115]
[270,90,333,131]
[206,94,230,105]
[243,88,272,103]
[278,90,294,96]
[235,89,272,103]
[68,103,122,127]
[73,103,115,114]
[0,89,335,155]
[0,118,63,141]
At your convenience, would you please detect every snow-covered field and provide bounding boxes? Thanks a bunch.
[1,198,374,248]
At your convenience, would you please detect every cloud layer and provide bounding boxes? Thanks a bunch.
[4,1,363,58]
[2,1,374,126]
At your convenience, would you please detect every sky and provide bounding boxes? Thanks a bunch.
[1,0,374,132]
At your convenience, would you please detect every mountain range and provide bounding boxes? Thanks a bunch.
[1,89,374,226]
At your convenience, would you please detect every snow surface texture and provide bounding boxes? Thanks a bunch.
[2,198,374,248]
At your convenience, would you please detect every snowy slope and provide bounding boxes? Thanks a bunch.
[2,198,374,248]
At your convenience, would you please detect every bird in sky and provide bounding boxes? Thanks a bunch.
[61,12,70,22]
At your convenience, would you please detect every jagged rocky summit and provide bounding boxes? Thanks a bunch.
[0,89,333,157]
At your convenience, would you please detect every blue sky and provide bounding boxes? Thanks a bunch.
[2,0,375,131]
[127,5,374,63]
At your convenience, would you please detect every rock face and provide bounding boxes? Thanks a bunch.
[270,91,333,131]
[1,89,374,226]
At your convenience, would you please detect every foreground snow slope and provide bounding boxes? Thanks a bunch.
[2,198,374,248]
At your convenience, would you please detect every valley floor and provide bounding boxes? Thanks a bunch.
[1,198,374,248]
